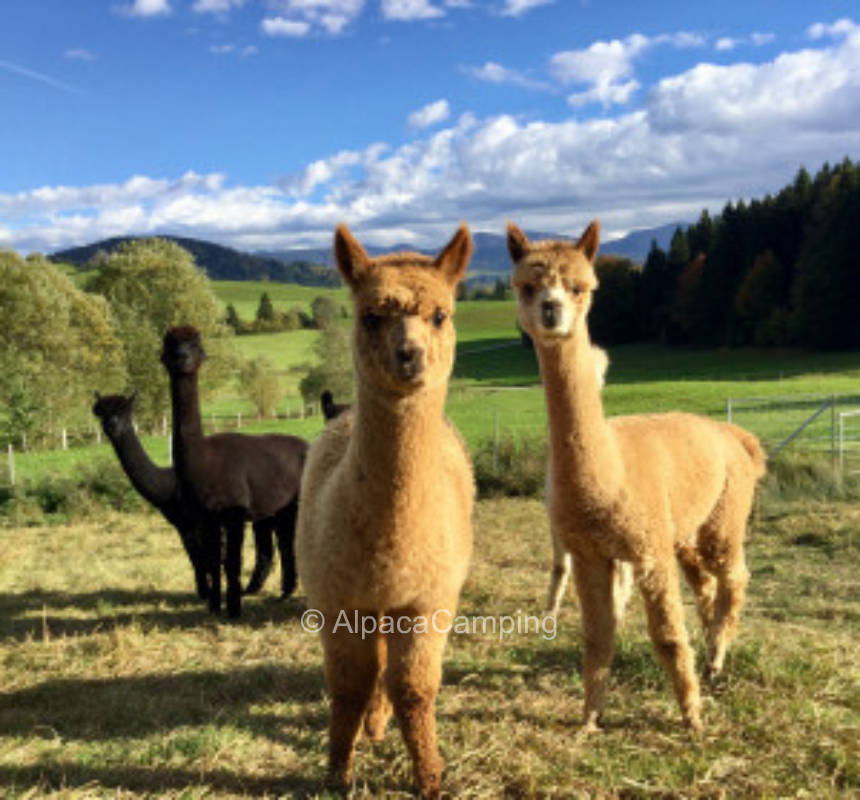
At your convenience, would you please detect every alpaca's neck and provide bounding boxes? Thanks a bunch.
[168,371,205,474]
[107,426,178,507]
[349,381,446,509]
[537,326,622,499]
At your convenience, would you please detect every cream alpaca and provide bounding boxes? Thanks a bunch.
[296,224,474,797]
[508,220,765,731]
[544,345,634,620]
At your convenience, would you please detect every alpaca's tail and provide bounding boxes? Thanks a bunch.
[727,424,767,479]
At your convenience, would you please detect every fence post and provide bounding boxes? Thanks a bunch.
[726,397,732,424]
[237,412,242,429]
[492,411,500,473]
[831,395,837,461]
[61,427,68,451]
[7,444,14,487]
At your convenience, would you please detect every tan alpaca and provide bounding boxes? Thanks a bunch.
[508,220,765,731]
[296,224,474,797]
[544,345,635,620]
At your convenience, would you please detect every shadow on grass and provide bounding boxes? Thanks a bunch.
[0,663,325,743]
[0,762,320,798]
[0,588,307,642]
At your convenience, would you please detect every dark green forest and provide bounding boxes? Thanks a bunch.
[589,157,860,351]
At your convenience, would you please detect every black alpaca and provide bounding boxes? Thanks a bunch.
[92,391,209,599]
[161,326,307,617]
[92,391,288,599]
[320,389,350,422]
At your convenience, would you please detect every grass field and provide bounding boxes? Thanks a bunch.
[0,487,856,797]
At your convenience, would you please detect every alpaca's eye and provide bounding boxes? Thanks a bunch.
[432,309,447,328]
[572,285,585,298]
[362,312,381,332]
[522,284,535,301]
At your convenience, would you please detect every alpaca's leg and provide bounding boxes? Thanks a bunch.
[636,555,702,730]
[676,543,717,633]
[611,559,635,625]
[545,528,572,616]
[223,510,245,618]
[245,519,274,595]
[203,519,222,615]
[177,524,209,600]
[572,553,618,731]
[322,621,381,791]
[363,627,392,742]
[386,617,448,798]
[707,554,749,678]
[699,478,753,678]
[275,497,298,597]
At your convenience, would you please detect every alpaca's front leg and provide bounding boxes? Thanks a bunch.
[203,519,222,615]
[178,524,209,600]
[322,620,382,791]
[223,510,245,618]
[276,497,298,597]
[572,553,619,731]
[545,527,572,616]
[386,616,447,799]
[636,555,702,730]
[245,519,274,595]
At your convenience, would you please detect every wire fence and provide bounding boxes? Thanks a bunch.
[5,388,860,487]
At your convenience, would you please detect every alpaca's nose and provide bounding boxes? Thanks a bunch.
[395,344,424,379]
[541,300,561,328]
[396,345,419,366]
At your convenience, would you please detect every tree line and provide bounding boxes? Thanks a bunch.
[587,158,860,350]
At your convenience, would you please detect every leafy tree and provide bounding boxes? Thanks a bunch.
[299,323,353,404]
[85,238,238,426]
[311,295,338,329]
[492,279,508,300]
[0,252,125,445]
[237,356,285,418]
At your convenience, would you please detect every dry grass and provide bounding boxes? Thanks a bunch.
[0,496,857,798]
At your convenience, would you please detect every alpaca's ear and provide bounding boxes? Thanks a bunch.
[575,220,600,262]
[334,223,371,289]
[506,222,530,264]
[94,391,102,401]
[434,223,472,286]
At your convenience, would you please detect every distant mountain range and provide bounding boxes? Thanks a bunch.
[50,222,684,286]
[51,235,341,286]
[259,222,685,274]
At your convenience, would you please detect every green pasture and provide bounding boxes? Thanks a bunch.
[209,280,349,320]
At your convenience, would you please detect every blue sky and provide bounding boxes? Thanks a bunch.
[1,0,859,253]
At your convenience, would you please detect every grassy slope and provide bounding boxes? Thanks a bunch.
[0,495,856,797]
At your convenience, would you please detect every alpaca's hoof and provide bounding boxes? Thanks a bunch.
[684,710,704,733]
[244,578,263,595]
[281,573,297,598]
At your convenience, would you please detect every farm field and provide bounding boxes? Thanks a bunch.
[0,491,856,797]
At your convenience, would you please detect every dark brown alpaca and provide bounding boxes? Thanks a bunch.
[320,390,350,422]
[92,391,290,600]
[161,326,307,617]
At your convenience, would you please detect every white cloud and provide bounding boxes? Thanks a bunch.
[408,99,451,129]
[261,16,311,36]
[6,25,860,253]
[117,0,172,17]
[751,32,775,46]
[463,61,550,90]
[500,0,552,17]
[715,37,737,52]
[193,0,246,12]
[209,44,236,54]
[64,48,97,61]
[263,0,364,35]
[550,31,705,109]
[808,18,857,40]
[381,0,444,21]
